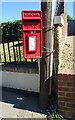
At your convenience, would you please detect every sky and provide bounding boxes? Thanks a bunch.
[66,2,74,18]
[0,1,74,23]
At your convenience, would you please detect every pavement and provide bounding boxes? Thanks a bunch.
[0,87,47,119]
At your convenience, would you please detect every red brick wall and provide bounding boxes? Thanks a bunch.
[57,68,75,118]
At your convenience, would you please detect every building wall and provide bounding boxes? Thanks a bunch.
[61,36,75,69]
[68,20,75,36]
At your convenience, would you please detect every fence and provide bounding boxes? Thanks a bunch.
[0,27,37,63]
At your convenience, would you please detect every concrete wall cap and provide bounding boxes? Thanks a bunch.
[54,16,64,26]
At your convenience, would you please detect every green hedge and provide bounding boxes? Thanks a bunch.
[0,20,22,43]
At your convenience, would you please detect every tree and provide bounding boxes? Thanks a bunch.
[67,15,73,21]
[0,20,22,43]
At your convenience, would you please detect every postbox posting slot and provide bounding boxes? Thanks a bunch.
[23,19,40,22]
[23,19,41,30]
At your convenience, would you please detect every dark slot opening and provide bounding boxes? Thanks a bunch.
[24,19,40,22]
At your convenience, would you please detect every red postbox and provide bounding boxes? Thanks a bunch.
[22,10,42,59]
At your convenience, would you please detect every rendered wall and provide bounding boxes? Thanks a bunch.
[0,63,40,93]
[0,71,40,93]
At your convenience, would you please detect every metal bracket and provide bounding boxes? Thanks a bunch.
[42,26,55,29]
[42,47,55,53]
[42,50,55,53]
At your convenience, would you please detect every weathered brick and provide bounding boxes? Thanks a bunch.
[58,109,66,116]
[58,87,74,92]
[68,112,75,118]
[74,83,75,87]
[58,81,70,86]
[59,106,75,112]
[66,93,74,98]
[58,91,65,97]
[62,82,67,86]
[74,75,75,80]
[58,101,66,106]
[59,106,68,111]
[67,82,73,87]
[68,74,74,81]
[65,112,75,118]
[57,74,62,80]
[58,81,63,86]
[73,93,75,98]
[66,103,75,108]
[58,97,74,102]
[63,74,68,81]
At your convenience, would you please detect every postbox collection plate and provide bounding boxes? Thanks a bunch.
[28,34,37,53]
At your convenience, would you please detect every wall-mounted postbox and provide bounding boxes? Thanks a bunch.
[22,10,42,59]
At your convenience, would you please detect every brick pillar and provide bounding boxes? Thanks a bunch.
[55,0,75,119]
[58,68,75,118]
[54,25,63,68]
[55,0,67,66]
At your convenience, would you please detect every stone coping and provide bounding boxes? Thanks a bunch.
[58,68,75,75]
[0,62,38,74]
